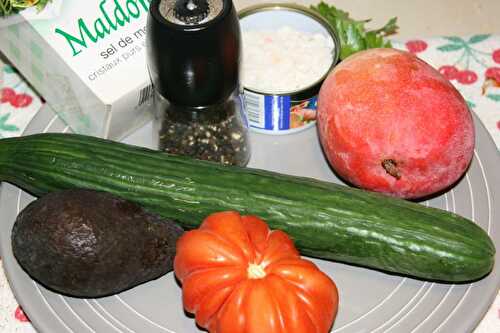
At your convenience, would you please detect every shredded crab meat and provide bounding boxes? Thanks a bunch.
[242,26,334,93]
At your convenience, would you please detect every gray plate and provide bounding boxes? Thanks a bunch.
[0,105,499,333]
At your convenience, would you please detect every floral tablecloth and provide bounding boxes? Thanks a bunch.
[1,34,499,332]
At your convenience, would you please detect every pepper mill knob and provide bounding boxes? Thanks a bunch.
[174,0,210,24]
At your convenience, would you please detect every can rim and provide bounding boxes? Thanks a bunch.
[238,2,341,96]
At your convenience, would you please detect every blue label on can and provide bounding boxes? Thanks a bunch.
[244,90,318,133]
[262,95,292,130]
[278,96,291,130]
[264,95,274,130]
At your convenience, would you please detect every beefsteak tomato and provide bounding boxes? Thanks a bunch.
[174,211,339,333]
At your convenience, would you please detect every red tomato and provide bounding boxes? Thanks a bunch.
[174,211,339,333]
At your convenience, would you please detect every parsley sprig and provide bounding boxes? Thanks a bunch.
[311,2,398,60]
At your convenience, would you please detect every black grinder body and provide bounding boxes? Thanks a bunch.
[147,0,241,108]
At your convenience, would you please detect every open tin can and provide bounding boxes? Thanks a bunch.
[239,3,340,135]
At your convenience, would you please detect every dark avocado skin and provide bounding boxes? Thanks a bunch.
[11,189,184,298]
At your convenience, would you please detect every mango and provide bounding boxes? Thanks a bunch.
[317,48,474,199]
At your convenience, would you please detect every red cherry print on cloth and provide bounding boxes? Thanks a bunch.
[14,305,30,322]
[492,49,500,64]
[485,67,500,82]
[457,70,478,85]
[439,65,459,80]
[405,40,428,53]
[0,87,16,104]
[10,93,33,108]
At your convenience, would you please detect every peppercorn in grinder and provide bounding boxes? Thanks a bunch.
[147,0,250,166]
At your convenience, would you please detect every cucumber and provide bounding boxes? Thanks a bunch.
[0,133,495,282]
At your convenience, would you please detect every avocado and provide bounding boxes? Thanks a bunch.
[11,189,184,298]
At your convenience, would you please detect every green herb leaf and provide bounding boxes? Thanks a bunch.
[468,34,490,44]
[437,44,464,52]
[443,36,465,44]
[365,31,384,49]
[344,21,366,53]
[486,94,500,102]
[311,1,398,60]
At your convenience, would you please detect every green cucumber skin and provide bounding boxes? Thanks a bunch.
[0,133,495,282]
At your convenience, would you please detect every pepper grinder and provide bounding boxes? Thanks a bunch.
[147,0,250,166]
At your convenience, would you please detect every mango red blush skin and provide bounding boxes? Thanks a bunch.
[317,48,475,199]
